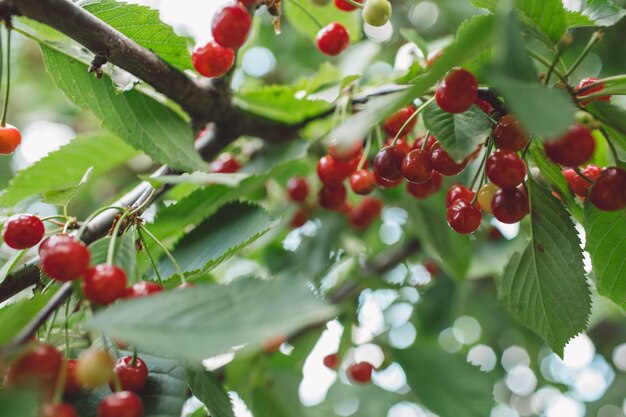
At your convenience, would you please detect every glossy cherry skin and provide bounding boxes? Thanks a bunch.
[374,146,406,183]
[6,344,62,389]
[544,124,595,167]
[211,4,251,49]
[98,391,143,417]
[477,183,499,214]
[350,169,376,195]
[64,359,82,397]
[429,143,467,176]
[41,237,90,282]
[402,149,433,183]
[374,171,402,188]
[589,167,626,211]
[317,155,354,185]
[349,197,383,229]
[290,209,308,229]
[41,403,79,417]
[486,150,526,189]
[385,137,412,155]
[493,114,530,152]
[39,233,74,257]
[435,67,478,114]
[125,281,164,299]
[328,139,363,163]
[334,0,363,11]
[110,356,149,393]
[445,185,475,208]
[474,98,493,115]
[323,353,340,370]
[192,41,235,78]
[286,177,310,202]
[491,188,529,224]
[413,135,437,152]
[0,124,21,154]
[210,154,240,173]
[383,106,417,137]
[76,349,115,389]
[563,164,602,197]
[318,184,347,211]
[406,171,443,198]
[348,362,374,384]
[447,200,482,234]
[2,214,45,250]
[316,22,350,56]
[576,77,611,106]
[82,264,128,306]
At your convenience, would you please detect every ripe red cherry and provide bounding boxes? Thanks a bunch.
[317,155,354,185]
[491,188,529,224]
[6,344,62,388]
[334,0,363,11]
[39,233,74,257]
[125,281,163,299]
[563,164,602,197]
[385,137,412,155]
[328,139,363,163]
[474,98,493,115]
[350,169,376,195]
[41,237,90,282]
[318,184,347,211]
[406,171,442,198]
[374,146,406,183]
[110,356,148,393]
[192,41,235,78]
[316,22,350,56]
[0,124,21,154]
[445,185,475,208]
[211,4,251,49]
[429,143,466,176]
[589,167,626,211]
[349,197,383,229]
[348,362,374,384]
[383,106,417,137]
[576,77,611,106]
[2,213,45,250]
[82,265,128,306]
[323,353,340,370]
[435,67,478,114]
[41,403,79,417]
[447,200,482,234]
[374,171,402,188]
[98,391,143,417]
[486,150,526,189]
[402,149,433,183]
[64,359,82,397]
[210,154,240,173]
[290,209,308,228]
[286,177,310,202]
[493,114,530,152]
[544,124,595,167]
[413,135,437,152]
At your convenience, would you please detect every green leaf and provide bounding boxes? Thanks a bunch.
[395,343,496,417]
[497,179,591,356]
[283,0,361,44]
[0,389,39,417]
[584,203,626,309]
[88,233,137,280]
[400,28,429,60]
[81,0,193,71]
[39,45,207,172]
[42,167,92,206]
[0,290,56,345]
[422,103,491,162]
[0,133,137,207]
[88,278,337,362]
[70,351,187,417]
[567,0,626,27]
[187,369,235,417]
[588,101,626,152]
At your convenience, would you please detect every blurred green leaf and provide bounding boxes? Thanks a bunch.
[588,101,626,152]
[187,369,235,417]
[0,290,56,345]
[42,167,92,206]
[0,389,39,417]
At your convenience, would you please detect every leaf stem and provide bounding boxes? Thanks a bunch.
[527,49,568,85]
[356,134,371,171]
[137,227,164,287]
[106,211,131,265]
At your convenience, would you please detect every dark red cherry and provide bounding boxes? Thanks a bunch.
[406,171,443,198]
[491,188,529,224]
[474,98,493,115]
[6,344,62,389]
[445,185,475,208]
[41,237,90,282]
[64,359,82,397]
[493,114,530,152]
[412,135,437,152]
[563,164,602,197]
[290,209,308,229]
[110,356,148,393]
[0,124,21,154]
[589,167,626,211]
[349,197,383,229]
[374,146,406,183]
[323,353,340,370]
[429,143,466,176]
[316,22,350,56]
[374,171,402,188]
[544,124,595,167]
[385,137,412,155]
[41,403,79,417]
[82,265,128,306]
[192,41,235,78]
[98,391,143,417]
[347,362,374,384]
[486,150,526,189]
[317,155,354,185]
[39,233,74,257]
[238,0,257,6]
[286,177,310,202]
[447,200,482,234]
[318,184,347,211]
[210,154,240,173]
[334,0,363,11]
[211,4,251,49]
[2,214,45,250]
[328,139,363,163]
[125,281,163,299]
[435,67,478,114]
[402,149,433,183]
[383,106,417,137]
[350,169,376,195]
[576,77,611,106]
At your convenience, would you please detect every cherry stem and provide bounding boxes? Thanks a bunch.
[137,227,165,287]
[106,210,131,265]
[573,166,594,184]
[527,49,568,85]
[544,41,567,86]
[111,370,123,392]
[575,91,625,102]
[130,345,138,367]
[52,359,68,404]
[470,139,493,191]
[139,224,184,278]
[343,0,363,8]
[577,74,626,94]
[288,0,323,29]
[391,97,434,147]
[421,131,431,151]
[564,30,603,79]
[64,298,70,358]
[356,135,371,171]
[0,25,10,127]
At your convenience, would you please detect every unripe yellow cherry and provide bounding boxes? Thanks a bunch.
[362,0,391,27]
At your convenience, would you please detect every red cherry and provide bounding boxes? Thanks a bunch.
[286,177,310,202]
[491,188,529,224]
[323,353,340,370]
[493,114,530,152]
[383,106,417,137]
[210,154,240,173]
[486,150,526,189]
[192,41,235,78]
[348,362,374,384]
[6,344,62,389]
[349,197,383,229]
[2,214,45,250]
[423,259,439,277]
[64,359,82,397]
[211,4,251,49]
[576,77,611,106]
[328,139,363,163]
[41,237,90,282]
[402,149,433,183]
[334,0,363,11]
[318,184,347,211]
[589,167,626,211]
[435,67,478,114]
[316,22,350,56]
[39,233,74,257]
[445,185,475,208]
[41,403,79,417]
[290,209,308,228]
[350,169,376,195]
[317,155,354,185]
[447,200,482,234]
[374,171,402,188]
[374,146,406,183]
[98,391,143,417]
[413,135,437,152]
[125,281,164,299]
[238,0,257,6]
[429,143,466,176]
[0,124,21,154]
[385,137,412,155]
[544,124,595,167]
[110,356,148,393]
[563,164,602,197]
[406,171,442,198]
[82,265,128,306]
[474,98,493,114]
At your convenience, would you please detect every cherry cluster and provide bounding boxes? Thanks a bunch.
[322,353,376,384]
